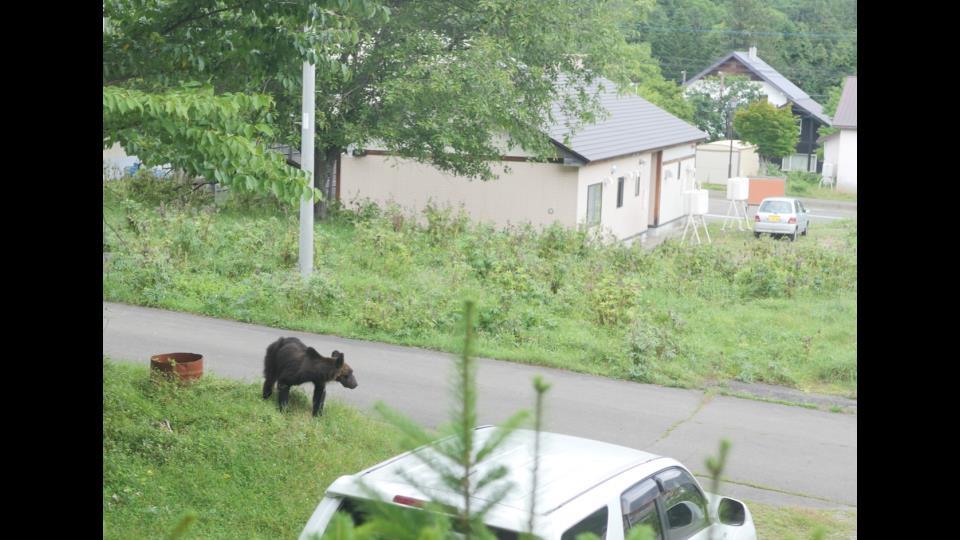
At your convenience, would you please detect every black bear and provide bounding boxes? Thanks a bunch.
[262,337,358,416]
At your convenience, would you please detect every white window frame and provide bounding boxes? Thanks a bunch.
[586,182,602,225]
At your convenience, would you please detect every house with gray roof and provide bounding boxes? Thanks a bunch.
[818,76,857,194]
[684,47,831,174]
[338,77,708,241]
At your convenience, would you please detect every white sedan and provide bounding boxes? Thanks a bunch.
[754,197,810,241]
[300,427,757,540]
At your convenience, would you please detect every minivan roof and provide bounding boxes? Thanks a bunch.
[760,197,797,203]
[328,427,662,518]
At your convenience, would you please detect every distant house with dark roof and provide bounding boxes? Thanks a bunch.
[819,76,857,194]
[684,47,831,174]
[339,77,708,241]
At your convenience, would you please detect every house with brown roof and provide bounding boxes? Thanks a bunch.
[818,76,857,194]
[684,47,831,174]
[338,77,708,241]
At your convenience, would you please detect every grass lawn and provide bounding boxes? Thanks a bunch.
[102,360,408,539]
[748,501,857,540]
[103,176,857,398]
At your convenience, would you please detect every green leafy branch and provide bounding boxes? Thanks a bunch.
[103,85,317,205]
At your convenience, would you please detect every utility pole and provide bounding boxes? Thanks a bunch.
[728,134,735,178]
[299,57,316,279]
[719,72,735,178]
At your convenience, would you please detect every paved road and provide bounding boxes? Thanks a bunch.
[705,191,856,225]
[103,302,856,509]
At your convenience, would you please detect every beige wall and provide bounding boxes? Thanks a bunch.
[341,141,698,240]
[572,142,697,238]
[695,143,759,185]
[103,142,128,160]
[659,144,698,225]
[340,154,579,228]
[575,152,654,240]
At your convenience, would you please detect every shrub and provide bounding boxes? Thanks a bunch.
[735,253,793,298]
[590,274,640,327]
[422,200,469,246]
[624,311,687,383]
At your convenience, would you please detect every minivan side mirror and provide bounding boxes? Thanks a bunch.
[717,498,746,526]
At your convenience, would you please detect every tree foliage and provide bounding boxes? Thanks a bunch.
[103,0,387,205]
[609,0,695,121]
[684,75,764,141]
[642,0,727,84]
[733,101,800,160]
[104,0,643,192]
[815,77,845,151]
[640,0,856,98]
[103,84,314,204]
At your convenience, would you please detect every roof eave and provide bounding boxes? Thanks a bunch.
[580,135,708,165]
[683,52,737,86]
[550,139,589,165]
[816,132,839,143]
[782,101,832,126]
[688,52,831,125]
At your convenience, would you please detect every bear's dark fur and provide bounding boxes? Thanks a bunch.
[262,337,358,416]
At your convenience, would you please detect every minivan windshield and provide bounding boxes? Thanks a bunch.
[759,200,793,213]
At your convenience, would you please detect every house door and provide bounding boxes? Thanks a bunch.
[648,151,662,227]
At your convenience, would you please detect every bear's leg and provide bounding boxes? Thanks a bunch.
[277,384,291,412]
[312,384,327,417]
[262,377,276,400]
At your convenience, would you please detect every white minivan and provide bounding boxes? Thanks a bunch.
[300,427,757,540]
[754,197,810,241]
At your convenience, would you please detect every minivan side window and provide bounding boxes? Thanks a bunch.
[561,506,609,540]
[655,468,709,540]
[620,478,664,540]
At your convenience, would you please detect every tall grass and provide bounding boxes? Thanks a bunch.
[103,175,857,396]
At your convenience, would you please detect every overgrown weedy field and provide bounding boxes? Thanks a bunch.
[103,175,857,397]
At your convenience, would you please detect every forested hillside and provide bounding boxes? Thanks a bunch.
[639,0,857,100]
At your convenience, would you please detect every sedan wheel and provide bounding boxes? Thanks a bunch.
[754,232,761,239]
[802,223,809,236]
[791,229,799,242]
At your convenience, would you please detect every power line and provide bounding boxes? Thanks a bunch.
[654,57,856,78]
[659,63,854,79]
[634,24,857,39]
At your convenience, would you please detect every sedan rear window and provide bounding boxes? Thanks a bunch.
[759,200,793,213]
